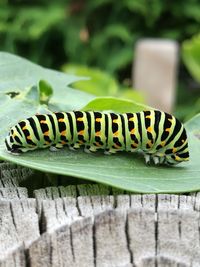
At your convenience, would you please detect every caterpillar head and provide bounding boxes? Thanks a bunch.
[5,126,23,154]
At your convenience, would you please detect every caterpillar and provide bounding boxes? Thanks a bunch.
[5,110,189,165]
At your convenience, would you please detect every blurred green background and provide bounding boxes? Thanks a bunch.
[0,0,200,120]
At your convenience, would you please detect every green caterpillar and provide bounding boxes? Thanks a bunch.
[5,110,189,165]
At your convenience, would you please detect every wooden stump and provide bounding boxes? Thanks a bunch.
[0,163,200,266]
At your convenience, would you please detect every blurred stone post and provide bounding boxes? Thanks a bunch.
[133,39,179,113]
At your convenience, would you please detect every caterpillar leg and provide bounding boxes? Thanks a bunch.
[104,148,117,155]
[152,156,165,165]
[69,143,81,151]
[50,143,64,152]
[49,146,61,152]
[143,153,165,165]
[84,145,99,153]
[83,145,96,153]
[144,154,151,164]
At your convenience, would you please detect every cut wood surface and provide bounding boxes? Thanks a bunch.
[0,163,200,266]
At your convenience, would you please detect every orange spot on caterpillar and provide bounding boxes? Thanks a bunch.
[95,118,102,122]
[145,115,151,119]
[172,147,177,153]
[95,142,102,147]
[45,141,50,145]
[22,126,27,130]
[161,141,165,147]
[78,140,84,144]
[131,143,137,148]
[113,131,119,137]
[113,143,121,149]
[128,117,135,122]
[27,135,32,140]
[165,128,170,132]
[175,155,181,161]
[40,120,47,124]
[182,139,185,143]
[77,117,84,122]
[61,140,67,144]
[130,128,135,134]
[147,127,152,133]
[147,141,153,147]
[168,118,173,123]
[58,118,65,122]
[78,130,84,135]
[95,131,101,136]
[113,119,119,123]
[61,130,66,136]
[44,131,49,136]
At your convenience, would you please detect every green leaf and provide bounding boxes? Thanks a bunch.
[81,96,151,113]
[182,34,200,82]
[0,113,199,193]
[63,64,119,96]
[185,113,200,136]
[63,64,145,104]
[1,53,199,194]
[0,52,94,143]
[118,88,145,103]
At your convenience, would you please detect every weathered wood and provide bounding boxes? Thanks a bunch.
[0,162,34,187]
[34,185,77,200]
[77,195,114,217]
[127,209,155,266]
[157,209,200,266]
[0,187,28,199]
[28,216,94,267]
[40,197,80,233]
[40,194,114,232]
[0,184,200,266]
[0,199,39,263]
[94,209,131,267]
[0,246,26,267]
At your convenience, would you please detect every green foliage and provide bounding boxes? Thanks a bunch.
[0,53,200,193]
[179,34,200,121]
[1,0,200,79]
[182,34,200,83]
[63,64,144,103]
[63,64,119,96]
[82,97,150,113]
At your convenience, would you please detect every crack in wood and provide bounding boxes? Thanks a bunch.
[69,226,75,262]
[9,202,18,231]
[125,211,134,265]
[155,200,158,267]
[92,218,96,267]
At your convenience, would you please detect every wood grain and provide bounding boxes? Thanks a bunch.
[0,171,200,266]
[0,185,200,267]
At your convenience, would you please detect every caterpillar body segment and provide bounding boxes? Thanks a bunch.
[5,110,189,165]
